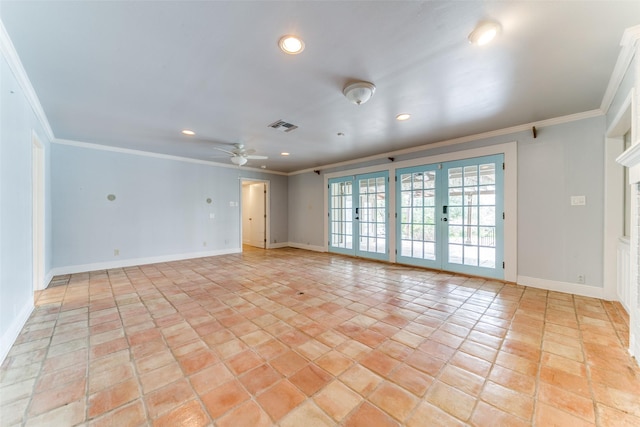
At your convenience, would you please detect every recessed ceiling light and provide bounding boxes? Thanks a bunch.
[281,152,290,156]
[468,21,501,46]
[396,113,411,121]
[181,129,195,136]
[278,35,305,54]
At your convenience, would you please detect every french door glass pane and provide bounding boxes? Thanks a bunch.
[359,175,386,254]
[447,161,497,269]
[330,181,352,249]
[398,169,437,261]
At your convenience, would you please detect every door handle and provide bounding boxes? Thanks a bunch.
[442,218,448,222]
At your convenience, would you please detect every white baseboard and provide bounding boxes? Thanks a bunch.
[41,270,54,289]
[286,242,326,252]
[50,248,242,276]
[268,242,290,249]
[0,299,34,366]
[517,275,605,299]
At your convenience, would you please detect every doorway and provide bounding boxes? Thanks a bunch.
[328,171,389,261]
[241,179,268,249]
[396,154,504,279]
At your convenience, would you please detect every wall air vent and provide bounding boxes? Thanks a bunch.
[268,119,298,133]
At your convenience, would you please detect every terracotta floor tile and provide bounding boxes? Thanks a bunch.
[314,380,362,421]
[88,363,134,394]
[471,400,530,427]
[24,399,85,427]
[225,349,263,375]
[343,402,400,427]
[238,363,282,395]
[140,362,183,394]
[297,339,331,360]
[177,348,218,375]
[439,363,485,397]
[316,330,349,348]
[201,379,250,419]
[289,364,332,396]
[535,402,596,427]
[152,399,210,427]
[408,401,467,427]
[315,350,353,376]
[425,380,476,422]
[369,381,419,422]
[89,400,146,427]
[405,350,447,376]
[270,350,308,376]
[336,340,371,359]
[359,350,401,376]
[340,364,383,396]
[144,379,195,419]
[540,364,590,396]
[256,379,306,421]
[387,364,433,396]
[36,362,87,393]
[481,381,534,421]
[591,382,640,417]
[279,401,333,427]
[596,403,640,427]
[88,378,139,418]
[28,377,86,417]
[216,400,272,427]
[538,382,596,422]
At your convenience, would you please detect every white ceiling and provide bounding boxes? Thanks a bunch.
[1,1,638,173]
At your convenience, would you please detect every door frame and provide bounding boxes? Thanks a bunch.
[32,131,45,291]
[240,178,269,249]
[324,141,517,281]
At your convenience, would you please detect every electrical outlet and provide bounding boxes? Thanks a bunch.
[203,241,207,247]
[114,249,119,256]
[577,274,585,284]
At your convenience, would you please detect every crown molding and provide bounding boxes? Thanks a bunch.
[53,139,288,175]
[601,24,640,113]
[288,109,603,176]
[0,19,54,141]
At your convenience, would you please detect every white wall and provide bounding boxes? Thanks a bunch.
[51,142,288,273]
[288,172,325,250]
[0,54,52,363]
[288,116,607,293]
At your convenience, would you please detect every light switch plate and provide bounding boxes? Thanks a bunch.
[570,195,586,206]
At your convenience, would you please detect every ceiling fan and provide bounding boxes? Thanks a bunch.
[213,143,268,166]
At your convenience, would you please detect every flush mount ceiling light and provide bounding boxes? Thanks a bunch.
[280,152,290,156]
[181,129,195,136]
[396,113,411,121]
[278,35,305,54]
[468,20,501,46]
[343,81,376,105]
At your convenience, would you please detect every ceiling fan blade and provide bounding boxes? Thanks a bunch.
[212,146,235,155]
[246,155,268,160]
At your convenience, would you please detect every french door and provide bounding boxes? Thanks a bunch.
[396,154,504,279]
[329,172,389,261]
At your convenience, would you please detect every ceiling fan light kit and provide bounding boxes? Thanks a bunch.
[343,81,376,105]
[231,155,248,166]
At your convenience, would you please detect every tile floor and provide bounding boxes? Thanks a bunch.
[1,247,640,426]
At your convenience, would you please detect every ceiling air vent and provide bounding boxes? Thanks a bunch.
[268,119,298,133]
